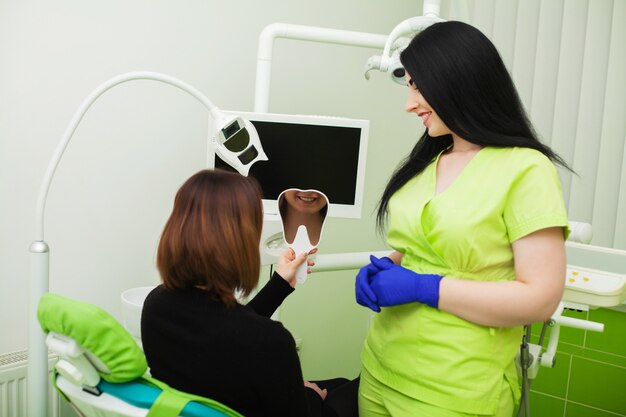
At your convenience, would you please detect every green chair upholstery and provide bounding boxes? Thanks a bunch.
[38,292,244,417]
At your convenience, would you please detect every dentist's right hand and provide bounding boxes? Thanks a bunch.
[355,255,395,312]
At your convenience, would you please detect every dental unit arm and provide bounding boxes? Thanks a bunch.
[518,301,604,381]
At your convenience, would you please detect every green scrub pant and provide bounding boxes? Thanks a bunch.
[358,367,515,417]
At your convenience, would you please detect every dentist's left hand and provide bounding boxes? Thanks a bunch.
[355,255,394,312]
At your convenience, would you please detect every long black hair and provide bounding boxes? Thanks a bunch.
[376,21,572,233]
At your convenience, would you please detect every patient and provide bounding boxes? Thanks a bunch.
[141,169,356,417]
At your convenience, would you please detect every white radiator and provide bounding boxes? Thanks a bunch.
[0,350,61,417]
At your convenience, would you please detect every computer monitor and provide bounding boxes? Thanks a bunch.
[210,111,369,219]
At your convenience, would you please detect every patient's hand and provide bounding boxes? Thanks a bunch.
[304,380,327,400]
[275,248,317,288]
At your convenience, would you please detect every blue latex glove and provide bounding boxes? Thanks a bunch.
[369,256,443,309]
[355,255,394,312]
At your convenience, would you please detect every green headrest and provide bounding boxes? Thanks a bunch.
[38,292,147,383]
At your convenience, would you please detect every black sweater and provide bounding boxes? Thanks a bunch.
[141,272,314,416]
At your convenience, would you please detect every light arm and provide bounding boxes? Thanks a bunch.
[255,23,389,112]
[378,15,444,71]
[34,71,219,241]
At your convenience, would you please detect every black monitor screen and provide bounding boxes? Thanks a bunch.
[215,120,362,205]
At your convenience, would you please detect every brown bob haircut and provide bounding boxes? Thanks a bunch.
[157,169,263,306]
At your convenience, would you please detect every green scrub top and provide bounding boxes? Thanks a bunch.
[361,146,569,415]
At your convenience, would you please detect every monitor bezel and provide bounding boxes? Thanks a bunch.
[208,110,369,219]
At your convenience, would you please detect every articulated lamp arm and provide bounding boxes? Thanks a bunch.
[34,71,220,241]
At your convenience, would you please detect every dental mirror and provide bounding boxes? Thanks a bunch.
[278,188,329,284]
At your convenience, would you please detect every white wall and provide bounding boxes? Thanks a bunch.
[0,0,420,362]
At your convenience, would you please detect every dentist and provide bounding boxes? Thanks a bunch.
[356,21,571,417]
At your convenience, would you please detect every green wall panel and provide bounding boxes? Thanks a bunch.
[566,403,623,417]
[587,308,626,356]
[526,308,626,416]
[526,392,565,416]
[568,357,626,415]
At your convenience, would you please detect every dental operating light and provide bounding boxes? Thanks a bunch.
[364,12,444,85]
[364,47,409,86]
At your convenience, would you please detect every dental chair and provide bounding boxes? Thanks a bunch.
[37,293,244,417]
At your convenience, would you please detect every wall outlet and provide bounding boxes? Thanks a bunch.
[295,338,302,353]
